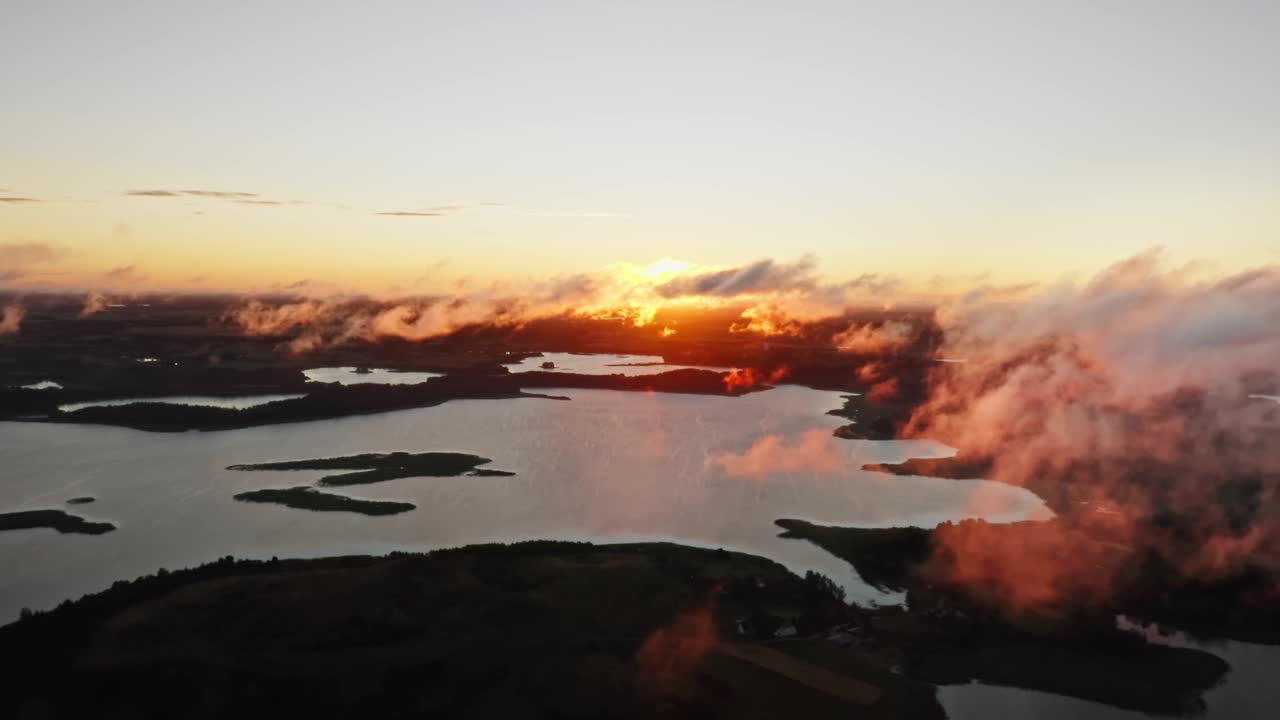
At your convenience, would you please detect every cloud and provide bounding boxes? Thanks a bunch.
[655,257,819,299]
[0,242,59,265]
[542,273,599,304]
[0,304,25,335]
[722,366,789,392]
[126,189,260,199]
[525,210,630,218]
[837,272,901,296]
[79,292,110,318]
[0,243,61,283]
[376,202,511,217]
[901,248,1280,611]
[707,429,850,480]
[180,190,257,199]
[430,202,504,213]
[103,265,146,285]
[729,303,802,336]
[635,586,721,696]
[127,189,305,206]
[224,266,640,353]
[832,320,914,353]
[220,256,916,352]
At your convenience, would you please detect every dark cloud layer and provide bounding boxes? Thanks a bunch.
[126,189,259,200]
[655,258,819,298]
[126,189,311,207]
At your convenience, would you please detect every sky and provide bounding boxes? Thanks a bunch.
[2,0,1278,295]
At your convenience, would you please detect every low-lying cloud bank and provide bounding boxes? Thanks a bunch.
[901,250,1279,610]
[9,245,1278,615]
[220,256,918,354]
[221,252,1279,598]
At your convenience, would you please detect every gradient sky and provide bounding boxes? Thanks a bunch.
[2,1,1278,293]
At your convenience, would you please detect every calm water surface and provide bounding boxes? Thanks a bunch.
[1,380,1273,718]
[505,352,731,375]
[303,367,443,385]
[1,384,1044,618]
[58,394,307,412]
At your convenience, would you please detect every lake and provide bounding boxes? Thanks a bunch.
[1,378,1274,718]
[0,383,1045,620]
[303,367,443,385]
[58,393,308,413]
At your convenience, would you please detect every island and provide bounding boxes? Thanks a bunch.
[0,509,115,535]
[18,368,775,433]
[233,486,415,516]
[0,542,942,719]
[228,451,514,486]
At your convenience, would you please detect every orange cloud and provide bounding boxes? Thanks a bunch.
[833,320,914,353]
[79,292,110,318]
[0,304,26,335]
[901,249,1280,610]
[867,378,901,402]
[722,366,789,393]
[635,585,722,696]
[707,429,848,480]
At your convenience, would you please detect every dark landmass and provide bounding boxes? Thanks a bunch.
[862,455,992,481]
[35,378,551,432]
[7,368,771,432]
[233,486,415,516]
[317,467,484,486]
[0,509,115,535]
[776,519,1230,714]
[776,519,930,590]
[0,542,943,720]
[825,394,914,441]
[1,294,935,436]
[862,457,1275,562]
[229,451,493,472]
[863,453,1096,522]
[65,496,95,505]
[913,641,1226,715]
[773,515,1280,645]
[228,451,512,486]
[778,516,1280,645]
